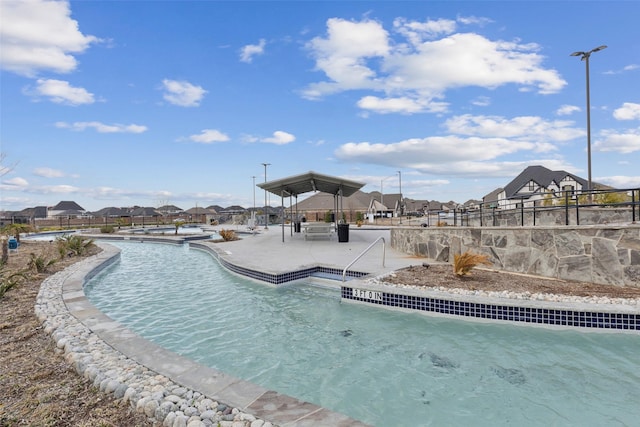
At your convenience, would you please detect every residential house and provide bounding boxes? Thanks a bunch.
[48,201,86,218]
[288,190,371,222]
[489,165,590,209]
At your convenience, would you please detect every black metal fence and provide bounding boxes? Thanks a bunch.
[451,187,639,227]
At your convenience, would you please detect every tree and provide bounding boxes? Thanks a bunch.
[1,223,33,243]
[174,219,185,235]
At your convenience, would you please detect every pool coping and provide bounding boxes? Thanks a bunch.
[40,242,370,427]
[192,239,640,333]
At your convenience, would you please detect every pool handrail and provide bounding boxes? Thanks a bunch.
[342,236,385,282]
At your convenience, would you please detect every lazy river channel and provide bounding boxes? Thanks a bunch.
[84,241,640,427]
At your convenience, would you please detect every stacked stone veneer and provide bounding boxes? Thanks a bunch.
[391,225,640,287]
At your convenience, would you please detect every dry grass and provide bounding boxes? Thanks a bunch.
[218,229,238,241]
[453,251,492,276]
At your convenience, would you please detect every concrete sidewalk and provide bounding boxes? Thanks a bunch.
[211,224,420,279]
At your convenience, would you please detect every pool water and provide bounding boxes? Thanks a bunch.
[85,242,640,427]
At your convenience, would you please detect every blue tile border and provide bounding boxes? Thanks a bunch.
[342,286,640,331]
[190,242,368,285]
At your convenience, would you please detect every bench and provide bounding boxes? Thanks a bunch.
[303,223,334,240]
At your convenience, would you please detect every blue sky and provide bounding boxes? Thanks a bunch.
[1,0,639,212]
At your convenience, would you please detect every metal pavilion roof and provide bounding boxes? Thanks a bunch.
[257,171,365,198]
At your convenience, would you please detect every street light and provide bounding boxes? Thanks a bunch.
[571,45,607,199]
[261,163,270,229]
[251,176,256,231]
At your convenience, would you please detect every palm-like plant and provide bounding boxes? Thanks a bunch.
[174,219,185,235]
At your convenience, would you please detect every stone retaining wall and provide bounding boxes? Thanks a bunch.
[391,225,640,287]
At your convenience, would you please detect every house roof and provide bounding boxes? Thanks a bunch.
[292,190,371,211]
[503,165,588,199]
[130,207,162,216]
[184,207,217,214]
[257,171,365,198]
[92,207,127,217]
[51,201,84,211]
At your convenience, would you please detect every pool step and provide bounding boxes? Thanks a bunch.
[310,271,357,281]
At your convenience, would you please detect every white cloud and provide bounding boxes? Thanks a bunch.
[1,177,29,188]
[304,18,566,114]
[444,114,583,144]
[556,104,581,116]
[597,175,640,188]
[357,95,447,114]
[188,129,230,144]
[393,17,457,44]
[55,121,148,133]
[471,96,491,107]
[46,184,79,194]
[27,79,95,105]
[33,167,65,178]
[594,127,640,154]
[613,102,640,120]
[261,131,295,145]
[333,112,586,178]
[161,79,207,107]
[0,0,99,76]
[240,39,266,63]
[303,18,391,98]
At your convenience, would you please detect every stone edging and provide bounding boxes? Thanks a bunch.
[34,245,276,427]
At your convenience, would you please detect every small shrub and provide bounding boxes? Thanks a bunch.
[28,252,56,273]
[0,265,28,298]
[436,221,448,227]
[56,235,95,258]
[453,251,491,276]
[100,225,115,233]
[218,229,238,241]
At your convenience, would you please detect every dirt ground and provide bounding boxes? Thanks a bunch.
[383,262,640,299]
[0,240,153,427]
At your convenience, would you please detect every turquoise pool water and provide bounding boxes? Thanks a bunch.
[84,242,640,427]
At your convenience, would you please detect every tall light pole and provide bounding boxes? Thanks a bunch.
[261,163,270,229]
[571,45,607,199]
[397,170,402,224]
[251,176,256,231]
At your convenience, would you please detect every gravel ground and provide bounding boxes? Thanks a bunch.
[382,262,640,299]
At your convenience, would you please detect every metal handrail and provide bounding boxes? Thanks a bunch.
[342,236,385,282]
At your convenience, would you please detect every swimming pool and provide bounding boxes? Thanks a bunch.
[84,242,640,426]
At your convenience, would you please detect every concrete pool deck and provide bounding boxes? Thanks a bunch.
[206,224,419,280]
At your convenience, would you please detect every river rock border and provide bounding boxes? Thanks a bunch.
[35,244,275,427]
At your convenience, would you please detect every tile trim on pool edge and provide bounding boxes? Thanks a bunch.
[341,285,640,331]
[190,241,640,332]
[190,242,368,285]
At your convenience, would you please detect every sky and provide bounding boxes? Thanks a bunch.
[1,0,639,213]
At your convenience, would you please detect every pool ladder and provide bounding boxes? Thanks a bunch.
[342,236,386,282]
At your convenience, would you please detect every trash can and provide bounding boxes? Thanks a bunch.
[337,223,349,243]
[294,221,301,233]
[8,237,18,250]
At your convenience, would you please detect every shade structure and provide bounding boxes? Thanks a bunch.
[257,171,365,198]
[256,171,366,242]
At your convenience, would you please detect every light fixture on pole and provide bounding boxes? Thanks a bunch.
[571,45,607,199]
[261,163,270,229]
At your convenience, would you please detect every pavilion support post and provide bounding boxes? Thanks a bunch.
[281,191,285,243]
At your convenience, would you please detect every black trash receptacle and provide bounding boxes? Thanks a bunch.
[294,221,301,233]
[337,223,349,242]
